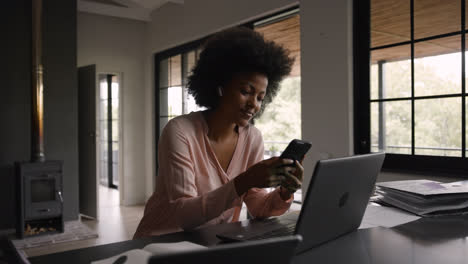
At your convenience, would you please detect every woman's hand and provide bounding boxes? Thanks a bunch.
[234,157,302,196]
[279,160,304,199]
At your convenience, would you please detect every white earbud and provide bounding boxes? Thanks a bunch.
[218,86,223,97]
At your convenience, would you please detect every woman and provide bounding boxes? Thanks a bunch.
[134,27,303,238]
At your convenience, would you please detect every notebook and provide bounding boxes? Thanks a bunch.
[148,235,302,264]
[216,153,386,254]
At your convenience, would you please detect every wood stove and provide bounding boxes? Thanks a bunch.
[15,0,64,239]
[16,161,64,238]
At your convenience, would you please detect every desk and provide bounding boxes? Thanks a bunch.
[29,214,468,264]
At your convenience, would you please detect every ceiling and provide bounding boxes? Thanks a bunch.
[371,0,465,63]
[77,0,184,21]
[256,14,301,77]
[79,0,463,63]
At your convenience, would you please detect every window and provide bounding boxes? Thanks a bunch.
[98,74,120,188]
[157,49,205,138]
[354,0,468,174]
[254,11,302,158]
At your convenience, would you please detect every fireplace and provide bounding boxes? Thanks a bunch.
[16,161,64,238]
[14,0,64,239]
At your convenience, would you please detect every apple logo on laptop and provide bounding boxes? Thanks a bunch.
[339,192,349,208]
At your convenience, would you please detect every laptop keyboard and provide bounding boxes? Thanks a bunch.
[244,223,296,241]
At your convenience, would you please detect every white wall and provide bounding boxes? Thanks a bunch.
[144,0,354,196]
[300,0,354,193]
[77,12,147,206]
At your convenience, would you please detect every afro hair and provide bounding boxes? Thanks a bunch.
[187,26,294,119]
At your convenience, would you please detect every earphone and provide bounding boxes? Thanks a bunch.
[217,86,223,97]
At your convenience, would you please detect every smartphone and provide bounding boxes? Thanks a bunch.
[280,139,312,162]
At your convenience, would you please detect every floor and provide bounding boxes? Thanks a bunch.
[24,185,145,258]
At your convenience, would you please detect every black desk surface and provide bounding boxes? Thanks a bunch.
[29,214,468,264]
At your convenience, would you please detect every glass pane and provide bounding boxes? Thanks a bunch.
[100,161,108,185]
[185,92,206,114]
[100,121,108,141]
[99,77,108,100]
[414,0,460,40]
[112,163,119,186]
[159,58,169,87]
[159,89,168,116]
[255,77,302,154]
[371,101,412,154]
[371,102,378,153]
[371,44,411,65]
[111,99,119,119]
[170,55,182,86]
[371,0,410,48]
[167,86,182,116]
[183,51,196,85]
[371,44,411,99]
[101,141,108,161]
[370,64,378,100]
[112,142,119,162]
[415,98,461,157]
[414,36,461,97]
[100,99,108,120]
[263,141,289,159]
[466,35,468,93]
[112,75,119,84]
[160,87,182,116]
[112,121,119,141]
[112,142,118,165]
[466,0,468,31]
[111,79,119,121]
[187,51,196,73]
[111,82,119,100]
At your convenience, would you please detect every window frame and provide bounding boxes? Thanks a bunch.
[154,40,206,172]
[354,0,468,175]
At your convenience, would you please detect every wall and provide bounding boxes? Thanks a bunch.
[0,0,79,230]
[299,0,354,192]
[144,0,354,196]
[77,12,147,205]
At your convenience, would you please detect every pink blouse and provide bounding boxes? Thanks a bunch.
[133,111,292,238]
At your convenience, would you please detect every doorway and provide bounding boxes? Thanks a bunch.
[97,74,121,189]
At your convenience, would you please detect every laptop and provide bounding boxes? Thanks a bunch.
[148,235,302,264]
[216,153,386,254]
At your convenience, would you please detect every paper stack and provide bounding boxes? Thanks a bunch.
[375,180,468,216]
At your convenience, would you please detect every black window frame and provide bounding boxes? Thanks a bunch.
[354,0,468,176]
[98,74,120,189]
[154,40,206,173]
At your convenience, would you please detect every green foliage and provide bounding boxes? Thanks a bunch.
[371,53,464,157]
[255,77,301,153]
